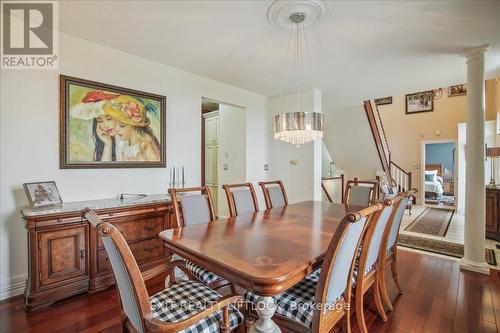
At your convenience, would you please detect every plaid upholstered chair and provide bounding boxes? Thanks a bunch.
[244,203,382,333]
[169,187,233,291]
[258,180,288,209]
[81,208,243,333]
[352,194,406,333]
[378,189,416,312]
[222,183,259,217]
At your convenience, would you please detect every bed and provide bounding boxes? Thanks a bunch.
[425,164,444,199]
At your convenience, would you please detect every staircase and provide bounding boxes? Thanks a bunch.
[363,100,413,194]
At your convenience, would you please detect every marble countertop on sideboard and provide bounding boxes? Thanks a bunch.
[21,194,171,218]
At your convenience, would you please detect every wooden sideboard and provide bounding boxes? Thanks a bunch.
[21,195,174,311]
[486,187,500,241]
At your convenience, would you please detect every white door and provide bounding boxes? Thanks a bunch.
[204,111,219,213]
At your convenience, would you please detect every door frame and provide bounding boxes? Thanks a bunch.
[420,139,457,206]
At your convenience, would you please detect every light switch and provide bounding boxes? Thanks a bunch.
[264,164,270,171]
[223,164,228,170]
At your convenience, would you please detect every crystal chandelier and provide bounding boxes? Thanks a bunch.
[272,9,325,146]
[274,112,324,145]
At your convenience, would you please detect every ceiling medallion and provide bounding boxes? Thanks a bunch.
[267,0,329,30]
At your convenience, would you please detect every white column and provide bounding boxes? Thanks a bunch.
[460,44,490,274]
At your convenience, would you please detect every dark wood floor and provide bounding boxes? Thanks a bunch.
[1,249,499,333]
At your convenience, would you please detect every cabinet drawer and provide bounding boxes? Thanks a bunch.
[97,216,164,248]
[97,238,165,274]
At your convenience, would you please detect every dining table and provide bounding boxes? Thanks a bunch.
[159,200,362,333]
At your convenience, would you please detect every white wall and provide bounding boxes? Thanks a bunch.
[217,104,247,217]
[323,106,381,182]
[268,89,322,203]
[0,32,271,299]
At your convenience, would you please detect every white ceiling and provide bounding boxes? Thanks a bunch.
[59,0,500,111]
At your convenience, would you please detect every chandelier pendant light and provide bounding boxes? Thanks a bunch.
[272,6,325,146]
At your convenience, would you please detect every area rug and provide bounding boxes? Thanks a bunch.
[398,234,496,265]
[404,207,454,237]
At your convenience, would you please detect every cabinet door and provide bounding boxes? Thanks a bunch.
[205,144,218,185]
[39,225,88,287]
[486,190,498,235]
[205,114,219,144]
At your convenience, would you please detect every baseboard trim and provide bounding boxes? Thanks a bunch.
[0,275,26,300]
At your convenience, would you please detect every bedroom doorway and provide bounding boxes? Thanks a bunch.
[422,140,456,207]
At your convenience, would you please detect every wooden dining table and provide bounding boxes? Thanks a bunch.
[159,200,361,333]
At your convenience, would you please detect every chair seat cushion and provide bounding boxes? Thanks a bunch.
[150,280,243,333]
[184,259,221,285]
[244,269,321,328]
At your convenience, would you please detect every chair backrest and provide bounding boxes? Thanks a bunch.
[321,175,345,203]
[82,209,150,333]
[358,195,404,279]
[345,179,378,207]
[169,186,216,228]
[385,189,416,252]
[258,180,288,209]
[222,183,259,217]
[311,203,382,332]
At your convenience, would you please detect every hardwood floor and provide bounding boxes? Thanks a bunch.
[1,249,499,333]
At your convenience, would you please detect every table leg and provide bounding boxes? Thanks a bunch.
[249,296,281,333]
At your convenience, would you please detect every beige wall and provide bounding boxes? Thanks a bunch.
[378,78,499,200]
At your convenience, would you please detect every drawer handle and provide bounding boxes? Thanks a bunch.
[144,245,160,252]
[144,226,157,232]
[57,218,63,223]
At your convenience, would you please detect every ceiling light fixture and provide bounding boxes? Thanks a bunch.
[270,2,325,147]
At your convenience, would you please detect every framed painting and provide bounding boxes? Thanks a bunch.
[23,181,62,208]
[448,84,467,97]
[60,75,166,168]
[374,96,392,106]
[405,92,434,115]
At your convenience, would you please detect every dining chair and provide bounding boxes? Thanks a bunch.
[344,178,378,207]
[258,180,288,209]
[321,175,344,203]
[169,187,232,291]
[352,194,405,333]
[379,189,417,312]
[244,203,383,333]
[81,208,243,333]
[222,183,259,217]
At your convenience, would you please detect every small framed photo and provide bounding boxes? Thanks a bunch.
[405,92,434,114]
[448,84,467,97]
[23,181,63,208]
[374,96,392,106]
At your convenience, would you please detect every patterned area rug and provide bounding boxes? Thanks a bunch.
[398,235,497,265]
[404,207,454,236]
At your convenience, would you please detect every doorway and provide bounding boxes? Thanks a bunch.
[201,97,246,218]
[422,140,456,207]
